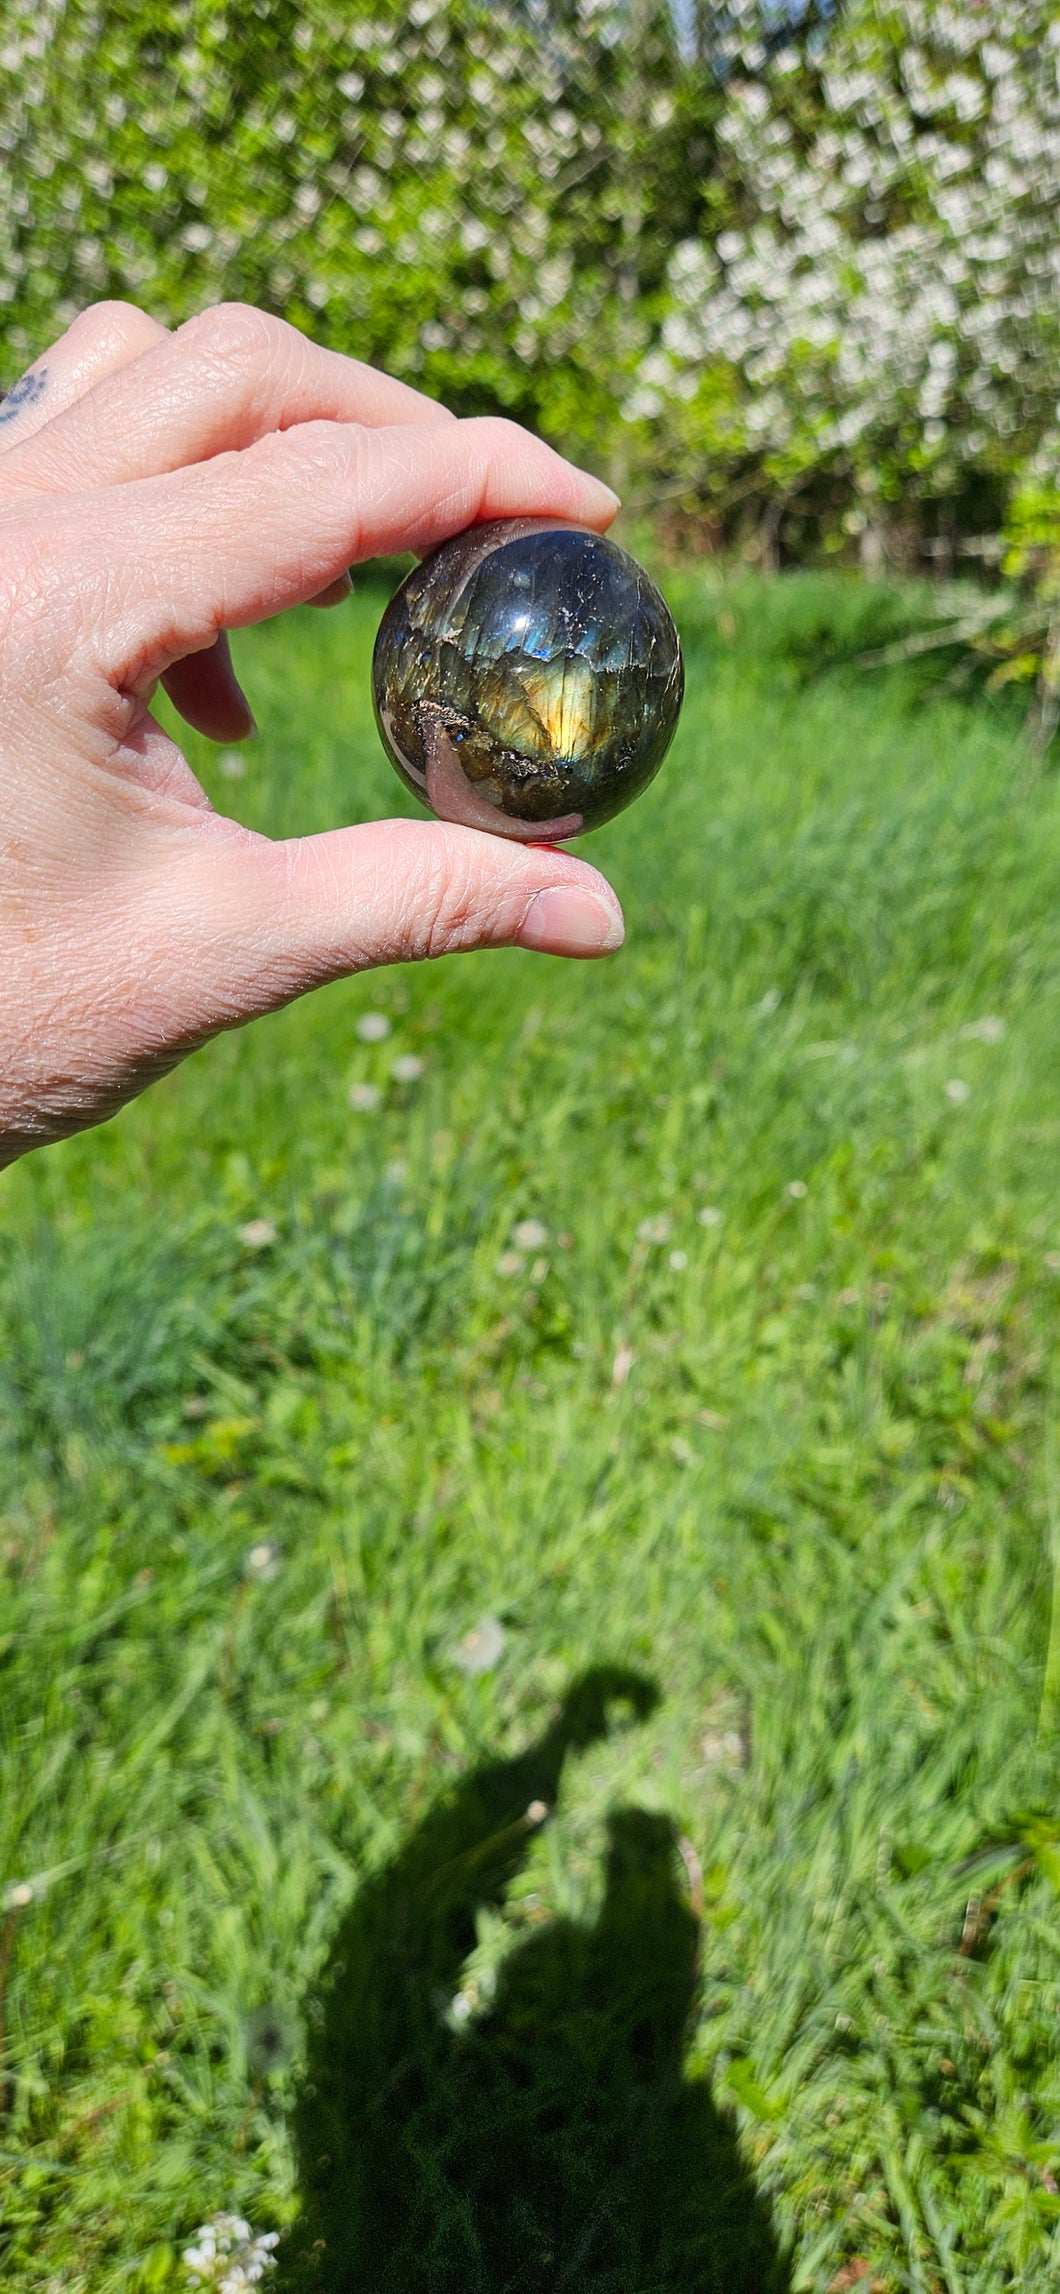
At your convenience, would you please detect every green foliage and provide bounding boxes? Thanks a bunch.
[0,0,728,475]
[6,0,1059,598]
[4,575,1060,2283]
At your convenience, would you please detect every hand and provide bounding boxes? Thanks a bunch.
[0,300,625,1166]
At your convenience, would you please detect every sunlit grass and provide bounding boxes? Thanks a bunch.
[3,568,1060,2289]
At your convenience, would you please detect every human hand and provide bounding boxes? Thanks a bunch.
[0,300,625,1166]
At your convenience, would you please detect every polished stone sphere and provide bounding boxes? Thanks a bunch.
[372,517,683,841]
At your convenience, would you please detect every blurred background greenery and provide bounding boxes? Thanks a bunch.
[2,1,1059,578]
[7,0,1060,712]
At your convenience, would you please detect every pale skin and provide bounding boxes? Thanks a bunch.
[0,299,626,1168]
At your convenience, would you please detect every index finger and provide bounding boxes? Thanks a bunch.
[2,304,454,500]
[62,415,621,689]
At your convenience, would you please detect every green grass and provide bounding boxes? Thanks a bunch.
[4,566,1060,2290]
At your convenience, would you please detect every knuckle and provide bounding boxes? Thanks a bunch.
[279,417,361,484]
[412,832,494,960]
[180,300,281,370]
[464,414,532,458]
[67,298,165,357]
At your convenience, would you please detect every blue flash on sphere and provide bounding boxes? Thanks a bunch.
[372,517,684,841]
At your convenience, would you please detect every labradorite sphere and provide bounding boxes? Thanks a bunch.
[372,517,683,841]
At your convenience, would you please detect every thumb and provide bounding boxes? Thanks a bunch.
[150,816,625,1034]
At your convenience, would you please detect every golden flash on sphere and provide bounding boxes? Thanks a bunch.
[372,517,683,841]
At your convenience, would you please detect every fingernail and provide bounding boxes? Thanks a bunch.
[517,885,624,956]
[307,570,354,608]
[231,680,257,738]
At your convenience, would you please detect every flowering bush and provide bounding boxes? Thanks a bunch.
[0,0,730,470]
[639,0,1060,566]
[2,0,1058,600]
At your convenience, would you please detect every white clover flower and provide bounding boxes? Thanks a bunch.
[511,1218,548,1251]
[237,1219,277,1250]
[244,1541,283,1582]
[182,2215,279,2291]
[391,1054,424,1084]
[356,1012,391,1043]
[452,1616,506,1675]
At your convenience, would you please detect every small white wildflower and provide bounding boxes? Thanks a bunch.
[450,1988,474,2024]
[669,1249,688,1271]
[944,1078,970,1104]
[637,1214,671,1244]
[701,1728,745,1771]
[452,1616,506,1675]
[348,1082,382,1113]
[237,1219,276,1250]
[6,1881,33,1909]
[357,1012,391,1042]
[512,1218,548,1251]
[525,1799,549,1825]
[962,1016,1006,1043]
[391,1054,424,1084]
[244,1541,282,1582]
[497,1249,525,1278]
[216,749,247,781]
[182,2215,278,2290]
[697,1205,723,1229]
[786,1180,807,1200]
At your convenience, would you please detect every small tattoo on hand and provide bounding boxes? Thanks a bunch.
[0,366,48,426]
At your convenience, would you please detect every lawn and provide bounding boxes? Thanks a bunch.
[3,563,1060,2291]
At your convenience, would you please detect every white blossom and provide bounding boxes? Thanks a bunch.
[182,2215,279,2293]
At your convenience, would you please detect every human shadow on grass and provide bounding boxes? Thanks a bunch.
[279,1666,788,2294]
